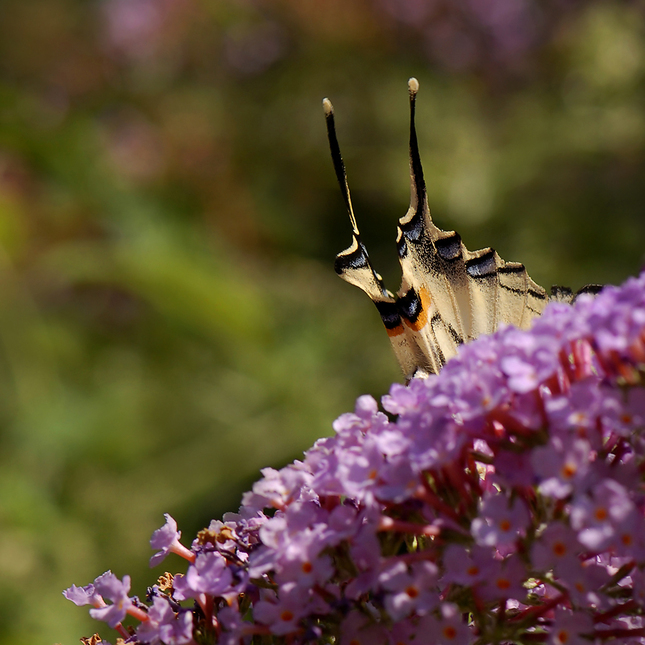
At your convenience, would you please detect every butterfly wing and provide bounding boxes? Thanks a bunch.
[328,79,596,380]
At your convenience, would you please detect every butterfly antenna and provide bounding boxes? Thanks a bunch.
[408,78,427,211]
[323,98,360,237]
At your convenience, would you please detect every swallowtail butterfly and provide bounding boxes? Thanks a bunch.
[323,78,600,380]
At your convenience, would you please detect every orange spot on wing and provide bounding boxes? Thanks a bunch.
[386,324,406,337]
[404,288,431,332]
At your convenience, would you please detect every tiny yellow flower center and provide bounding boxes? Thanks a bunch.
[594,507,608,521]
[442,626,457,640]
[553,541,567,557]
[406,586,419,598]
[496,578,511,590]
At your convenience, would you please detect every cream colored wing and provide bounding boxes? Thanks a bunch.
[326,79,598,380]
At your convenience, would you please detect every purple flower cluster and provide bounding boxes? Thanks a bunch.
[65,273,645,644]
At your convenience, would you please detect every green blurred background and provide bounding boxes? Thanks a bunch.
[0,0,643,642]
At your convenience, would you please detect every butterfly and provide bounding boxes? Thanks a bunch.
[323,78,600,380]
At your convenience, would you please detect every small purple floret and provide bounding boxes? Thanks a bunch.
[137,596,193,645]
[149,513,181,567]
[89,572,132,628]
[63,582,100,607]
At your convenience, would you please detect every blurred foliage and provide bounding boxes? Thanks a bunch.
[0,0,643,643]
